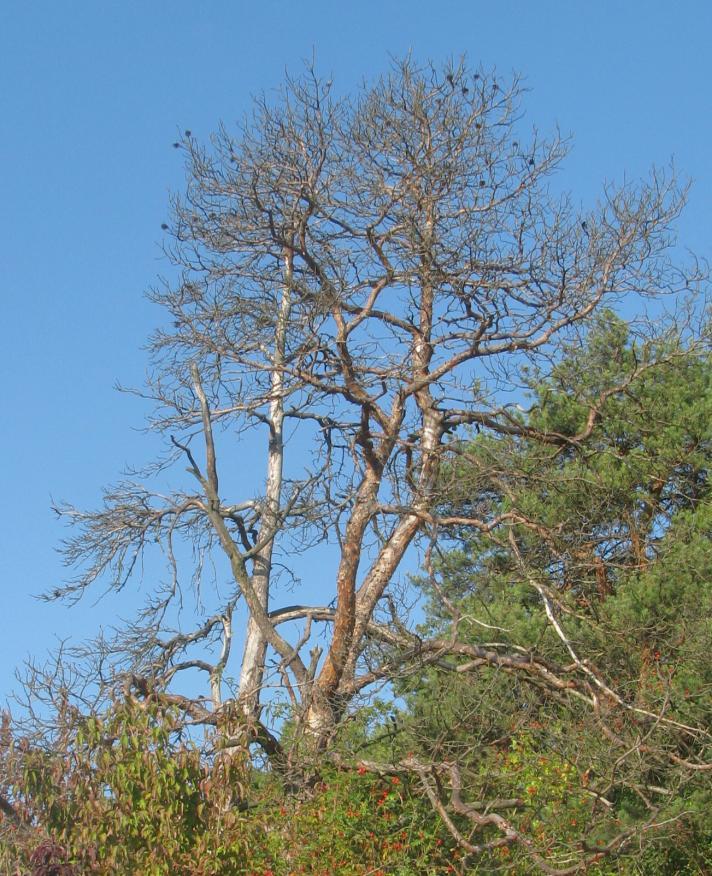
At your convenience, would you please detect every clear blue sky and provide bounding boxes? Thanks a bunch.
[1,1,711,702]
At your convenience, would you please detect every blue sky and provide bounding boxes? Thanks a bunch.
[1,1,711,702]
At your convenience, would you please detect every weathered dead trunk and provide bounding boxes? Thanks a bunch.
[237,250,293,720]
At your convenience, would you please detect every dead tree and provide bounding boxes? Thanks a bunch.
[47,59,699,757]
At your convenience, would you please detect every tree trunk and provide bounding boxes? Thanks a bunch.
[237,251,293,720]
